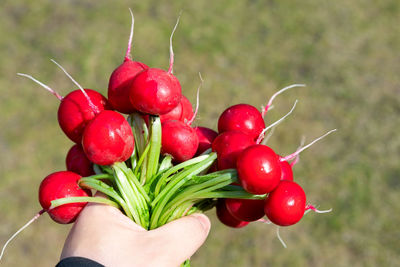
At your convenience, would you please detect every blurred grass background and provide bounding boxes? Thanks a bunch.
[0,0,399,266]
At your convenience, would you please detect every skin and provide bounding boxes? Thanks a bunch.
[60,202,210,267]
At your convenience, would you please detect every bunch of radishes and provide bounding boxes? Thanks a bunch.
[1,10,335,264]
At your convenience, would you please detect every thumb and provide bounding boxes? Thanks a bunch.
[150,213,211,265]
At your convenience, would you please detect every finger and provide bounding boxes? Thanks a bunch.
[150,213,211,265]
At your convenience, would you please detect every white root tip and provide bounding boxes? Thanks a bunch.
[125,8,135,60]
[51,59,100,114]
[17,73,63,101]
[260,125,276,145]
[262,84,305,117]
[256,100,298,144]
[0,210,44,261]
[306,204,333,214]
[290,136,306,167]
[281,129,337,162]
[276,227,287,248]
[187,72,203,126]
[168,12,182,74]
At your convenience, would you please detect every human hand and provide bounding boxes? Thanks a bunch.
[60,202,211,267]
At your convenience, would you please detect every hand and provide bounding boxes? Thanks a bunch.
[60,203,211,267]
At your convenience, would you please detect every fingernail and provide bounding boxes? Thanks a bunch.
[191,213,211,233]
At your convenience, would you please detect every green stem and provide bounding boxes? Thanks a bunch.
[113,164,145,226]
[150,154,216,229]
[134,143,151,177]
[146,116,161,184]
[128,113,149,157]
[84,173,113,180]
[50,197,119,209]
[153,154,213,197]
[79,178,133,220]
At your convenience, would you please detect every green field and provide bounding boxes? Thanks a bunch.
[1,0,399,266]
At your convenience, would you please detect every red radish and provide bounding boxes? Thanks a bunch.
[129,17,182,115]
[225,198,265,222]
[82,110,134,166]
[236,144,281,194]
[264,180,306,226]
[158,95,193,122]
[58,89,111,143]
[279,160,293,181]
[108,9,148,113]
[211,131,254,170]
[159,101,183,122]
[194,127,218,155]
[129,68,181,115]
[218,104,265,140]
[66,144,95,177]
[180,95,194,123]
[161,120,199,162]
[39,171,91,224]
[17,74,110,143]
[216,199,249,228]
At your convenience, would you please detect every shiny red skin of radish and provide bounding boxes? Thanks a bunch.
[218,104,265,140]
[82,110,134,166]
[159,95,193,123]
[108,59,148,114]
[194,126,218,156]
[216,199,249,228]
[180,95,194,123]
[225,198,266,222]
[236,144,281,194]
[39,171,91,224]
[280,160,294,181]
[211,131,254,170]
[159,102,183,122]
[58,89,111,143]
[66,144,94,177]
[161,120,199,163]
[264,180,306,226]
[129,68,182,115]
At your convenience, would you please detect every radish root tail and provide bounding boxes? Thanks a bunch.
[51,59,100,114]
[306,204,333,214]
[187,72,203,126]
[276,227,287,248]
[168,12,182,74]
[290,136,306,167]
[262,84,305,117]
[256,100,298,144]
[280,129,337,162]
[17,73,63,101]
[0,209,45,261]
[125,8,135,61]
